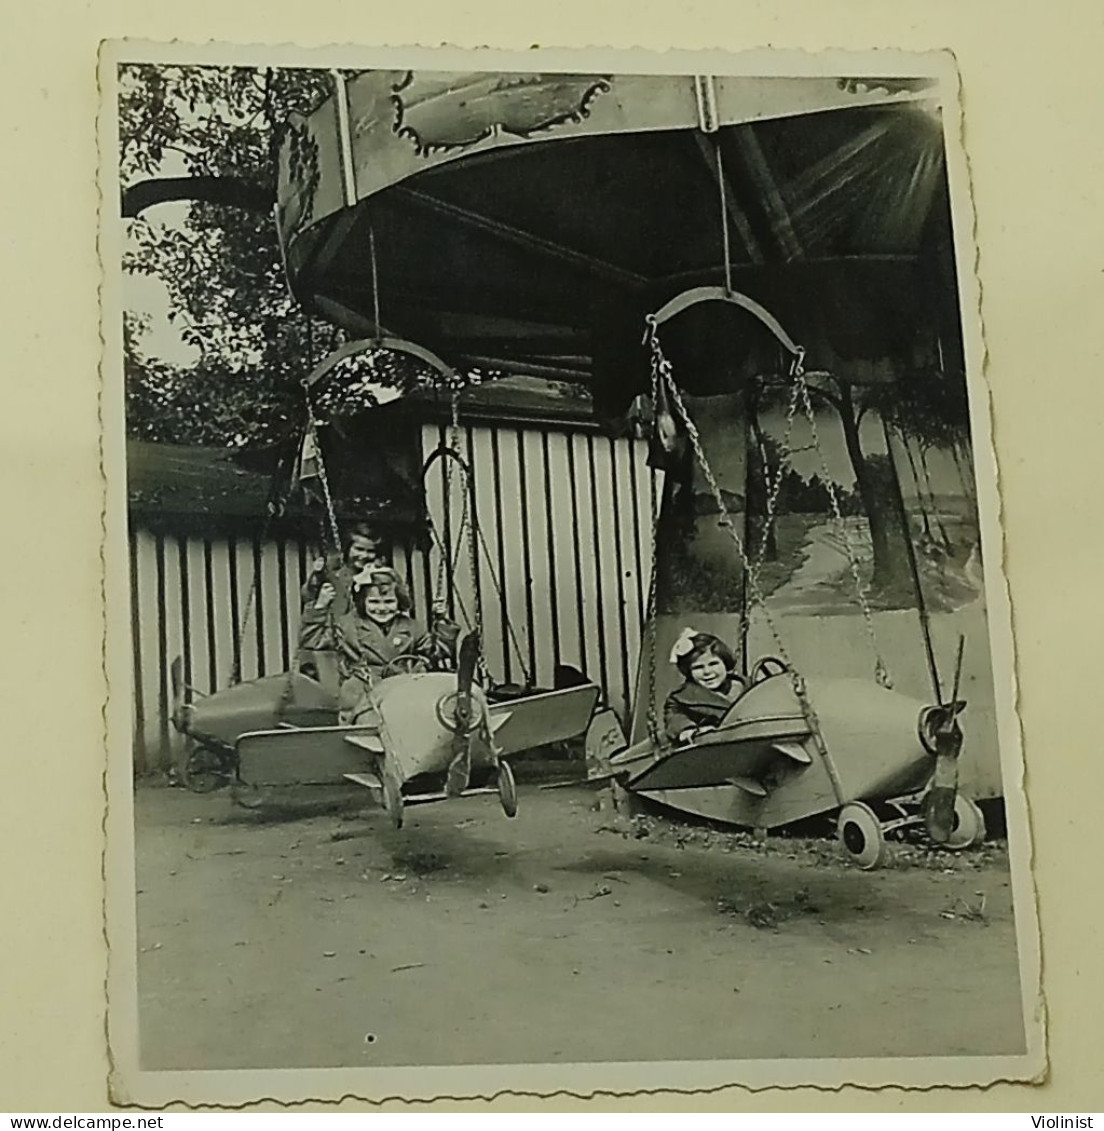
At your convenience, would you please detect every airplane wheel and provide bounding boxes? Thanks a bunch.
[181,744,229,794]
[944,794,987,850]
[837,802,889,870]
[229,779,267,810]
[497,760,518,818]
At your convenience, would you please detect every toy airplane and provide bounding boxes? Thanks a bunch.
[170,632,599,826]
[586,642,984,870]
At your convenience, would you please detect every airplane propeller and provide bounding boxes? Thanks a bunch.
[445,631,482,797]
[920,635,967,845]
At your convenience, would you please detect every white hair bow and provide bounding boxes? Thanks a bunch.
[669,627,701,664]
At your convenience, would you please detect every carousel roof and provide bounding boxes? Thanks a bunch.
[276,71,962,414]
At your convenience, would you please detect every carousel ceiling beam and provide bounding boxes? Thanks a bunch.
[311,294,399,340]
[401,307,587,344]
[458,355,592,382]
[692,133,765,266]
[730,125,805,262]
[302,204,368,282]
[657,252,920,287]
[323,275,588,331]
[393,186,650,289]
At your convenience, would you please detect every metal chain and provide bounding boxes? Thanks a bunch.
[426,517,477,628]
[791,366,892,689]
[641,322,849,778]
[428,383,515,685]
[301,383,342,553]
[644,346,664,745]
[747,362,802,591]
[645,320,793,654]
[641,316,873,791]
[434,384,466,604]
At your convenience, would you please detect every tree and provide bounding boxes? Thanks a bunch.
[119,64,438,449]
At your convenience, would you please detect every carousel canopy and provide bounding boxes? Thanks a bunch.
[276,71,962,415]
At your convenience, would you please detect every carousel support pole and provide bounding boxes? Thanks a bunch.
[739,379,755,672]
[881,415,943,703]
[330,69,358,208]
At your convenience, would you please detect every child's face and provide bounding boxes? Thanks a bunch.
[689,652,729,691]
[362,587,400,625]
[347,535,383,571]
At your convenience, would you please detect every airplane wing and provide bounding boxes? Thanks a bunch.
[342,772,500,807]
[235,724,379,786]
[487,684,600,756]
[612,733,815,794]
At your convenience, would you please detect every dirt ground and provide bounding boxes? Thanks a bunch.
[133,775,1026,1071]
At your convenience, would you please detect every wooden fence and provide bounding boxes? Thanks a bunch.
[129,423,660,771]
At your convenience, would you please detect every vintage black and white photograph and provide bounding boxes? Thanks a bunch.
[101,44,1041,1102]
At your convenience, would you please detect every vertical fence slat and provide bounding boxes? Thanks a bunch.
[494,428,530,685]
[488,427,515,684]
[233,537,261,682]
[539,431,563,675]
[515,430,538,683]
[409,544,432,636]
[159,535,187,770]
[208,540,235,689]
[522,431,555,689]
[185,539,210,697]
[251,538,266,677]
[571,434,606,692]
[615,441,646,721]
[604,438,632,721]
[260,543,283,676]
[283,540,304,669]
[129,532,147,772]
[276,539,292,671]
[546,431,583,673]
[136,532,163,766]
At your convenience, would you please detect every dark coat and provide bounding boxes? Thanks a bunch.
[335,611,432,674]
[334,611,460,721]
[664,679,744,742]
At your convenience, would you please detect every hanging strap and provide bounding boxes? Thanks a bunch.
[300,385,342,553]
[746,359,802,591]
[303,336,459,392]
[642,353,666,746]
[650,286,803,357]
[789,363,892,689]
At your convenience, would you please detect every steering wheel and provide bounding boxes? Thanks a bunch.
[750,656,789,684]
[382,653,432,677]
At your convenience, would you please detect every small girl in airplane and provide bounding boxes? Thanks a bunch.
[335,567,458,722]
[663,628,747,745]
